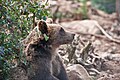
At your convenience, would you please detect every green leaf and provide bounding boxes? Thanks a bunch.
[29,7,35,13]
[43,34,49,41]
[42,16,46,20]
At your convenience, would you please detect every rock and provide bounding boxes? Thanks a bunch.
[60,20,101,34]
[67,64,91,80]
[67,70,83,80]
[101,61,120,74]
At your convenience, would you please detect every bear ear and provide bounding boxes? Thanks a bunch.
[37,20,48,34]
[46,18,53,23]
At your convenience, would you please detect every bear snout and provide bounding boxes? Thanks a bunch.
[72,34,75,39]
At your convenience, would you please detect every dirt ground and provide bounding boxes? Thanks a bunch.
[50,0,120,80]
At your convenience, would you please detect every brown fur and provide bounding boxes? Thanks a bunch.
[10,20,74,80]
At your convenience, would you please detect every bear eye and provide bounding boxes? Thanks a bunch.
[60,28,64,32]
[59,28,65,35]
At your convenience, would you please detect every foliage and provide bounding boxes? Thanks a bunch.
[74,0,88,19]
[80,0,87,19]
[0,0,50,79]
[91,0,115,13]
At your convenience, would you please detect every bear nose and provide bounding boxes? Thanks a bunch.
[72,34,75,37]
[72,34,75,38]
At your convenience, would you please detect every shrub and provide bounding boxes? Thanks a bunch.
[91,0,115,13]
[0,0,50,79]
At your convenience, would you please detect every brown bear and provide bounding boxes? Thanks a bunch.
[25,20,75,80]
[19,20,75,80]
